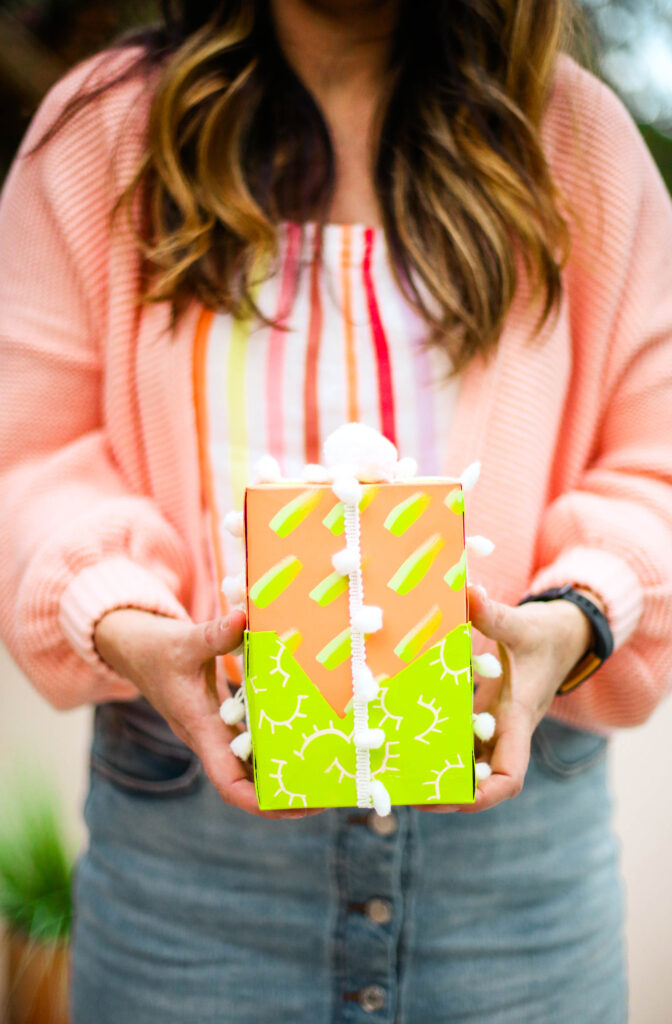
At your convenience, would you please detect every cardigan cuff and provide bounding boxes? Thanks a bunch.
[528,545,644,652]
[59,556,190,696]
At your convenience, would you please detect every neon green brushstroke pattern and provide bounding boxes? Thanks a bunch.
[309,571,349,606]
[315,627,352,669]
[249,555,302,609]
[270,489,322,537]
[384,491,431,535]
[387,534,445,595]
[444,549,467,591]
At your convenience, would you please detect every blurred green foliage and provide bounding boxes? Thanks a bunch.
[640,124,672,193]
[0,781,74,942]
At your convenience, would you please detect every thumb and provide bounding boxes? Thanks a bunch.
[192,609,247,665]
[468,584,524,649]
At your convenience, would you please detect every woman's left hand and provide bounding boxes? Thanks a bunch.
[420,582,596,814]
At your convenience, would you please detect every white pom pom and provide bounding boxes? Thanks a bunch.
[332,475,363,506]
[230,731,253,761]
[475,761,492,782]
[466,535,495,557]
[221,510,244,538]
[473,653,502,678]
[352,605,383,634]
[252,455,282,483]
[472,712,496,742]
[353,664,379,703]
[220,696,245,726]
[354,727,386,750]
[302,463,331,483]
[460,461,481,493]
[221,573,246,605]
[393,456,418,481]
[371,779,392,817]
[332,547,359,576]
[323,423,398,480]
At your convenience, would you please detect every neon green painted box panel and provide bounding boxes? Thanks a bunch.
[245,625,476,809]
[243,479,477,810]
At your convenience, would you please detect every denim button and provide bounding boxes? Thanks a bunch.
[359,985,386,1012]
[369,811,397,836]
[365,898,393,925]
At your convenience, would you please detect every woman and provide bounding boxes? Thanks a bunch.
[1,0,671,1020]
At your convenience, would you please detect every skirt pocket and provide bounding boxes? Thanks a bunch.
[531,716,609,779]
[90,703,202,797]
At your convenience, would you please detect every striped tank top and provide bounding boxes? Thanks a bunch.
[193,221,461,625]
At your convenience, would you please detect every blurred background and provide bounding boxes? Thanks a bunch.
[0,1,671,1022]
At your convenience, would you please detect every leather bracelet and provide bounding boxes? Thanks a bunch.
[517,584,614,695]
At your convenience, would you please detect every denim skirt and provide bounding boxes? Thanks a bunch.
[70,703,627,1024]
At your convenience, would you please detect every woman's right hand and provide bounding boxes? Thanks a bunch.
[93,607,318,820]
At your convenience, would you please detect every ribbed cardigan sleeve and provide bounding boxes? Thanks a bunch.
[534,63,672,729]
[0,56,192,710]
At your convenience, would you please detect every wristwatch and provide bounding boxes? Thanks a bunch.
[517,584,614,695]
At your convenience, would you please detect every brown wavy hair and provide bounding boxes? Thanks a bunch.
[36,0,589,372]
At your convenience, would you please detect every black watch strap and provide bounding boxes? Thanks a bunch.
[517,584,614,695]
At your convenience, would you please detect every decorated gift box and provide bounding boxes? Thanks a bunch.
[220,424,498,816]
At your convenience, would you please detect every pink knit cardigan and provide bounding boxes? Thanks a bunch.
[1,49,672,733]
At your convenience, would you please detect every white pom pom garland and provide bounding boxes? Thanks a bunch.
[230,731,253,761]
[353,664,379,703]
[221,573,246,605]
[253,454,282,483]
[370,780,392,817]
[220,691,246,726]
[301,463,331,483]
[393,456,418,481]
[473,652,502,678]
[472,711,496,742]
[221,510,244,538]
[332,547,359,577]
[332,475,363,506]
[352,605,383,634]
[460,461,481,493]
[466,535,495,557]
[475,761,492,782]
[323,423,398,480]
[354,728,386,751]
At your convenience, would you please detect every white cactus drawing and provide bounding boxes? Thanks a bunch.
[294,723,354,760]
[377,686,403,731]
[325,757,356,783]
[269,759,307,807]
[269,642,290,688]
[258,694,308,734]
[372,741,401,779]
[414,696,450,745]
[423,755,465,801]
[429,637,471,686]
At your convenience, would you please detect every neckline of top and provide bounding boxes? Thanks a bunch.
[277,220,387,268]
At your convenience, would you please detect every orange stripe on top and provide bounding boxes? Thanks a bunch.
[341,225,359,423]
[192,305,241,683]
[303,226,323,463]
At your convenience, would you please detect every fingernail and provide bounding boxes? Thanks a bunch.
[474,584,488,601]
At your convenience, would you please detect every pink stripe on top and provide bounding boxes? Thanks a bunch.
[265,221,301,462]
[362,227,397,446]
